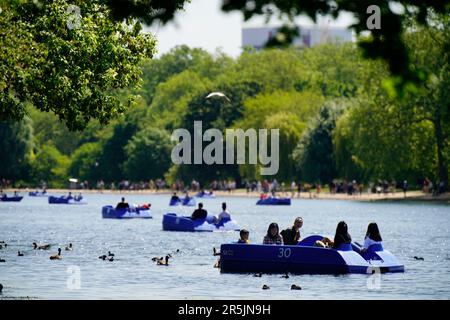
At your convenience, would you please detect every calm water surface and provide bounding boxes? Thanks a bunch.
[0,193,449,299]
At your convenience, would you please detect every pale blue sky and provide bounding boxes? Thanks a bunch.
[145,0,356,57]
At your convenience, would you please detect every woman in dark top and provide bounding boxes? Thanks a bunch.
[332,221,351,249]
[315,221,351,249]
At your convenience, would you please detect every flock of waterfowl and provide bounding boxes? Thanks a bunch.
[0,241,74,262]
[0,240,181,266]
[1,241,302,293]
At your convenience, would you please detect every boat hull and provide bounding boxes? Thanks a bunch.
[195,192,215,198]
[29,192,48,197]
[48,196,85,204]
[1,196,23,202]
[169,197,196,206]
[220,238,404,274]
[256,198,291,205]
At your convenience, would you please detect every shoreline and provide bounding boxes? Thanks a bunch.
[4,188,450,203]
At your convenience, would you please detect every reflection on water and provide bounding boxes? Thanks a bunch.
[0,193,449,299]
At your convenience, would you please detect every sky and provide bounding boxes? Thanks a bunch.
[144,0,356,58]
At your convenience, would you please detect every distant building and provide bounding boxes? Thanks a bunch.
[242,26,353,50]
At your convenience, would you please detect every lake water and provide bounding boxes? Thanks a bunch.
[1,193,449,299]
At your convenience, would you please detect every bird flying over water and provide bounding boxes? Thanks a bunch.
[205,92,231,102]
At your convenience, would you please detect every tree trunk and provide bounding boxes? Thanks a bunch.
[434,117,448,192]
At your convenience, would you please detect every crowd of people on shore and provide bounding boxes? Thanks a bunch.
[1,176,446,196]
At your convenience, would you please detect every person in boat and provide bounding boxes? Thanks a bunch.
[361,222,382,252]
[200,189,213,196]
[66,192,73,200]
[214,202,231,224]
[191,202,207,220]
[280,217,303,245]
[271,189,276,198]
[263,222,283,245]
[315,221,352,249]
[13,191,19,197]
[74,193,82,201]
[170,192,180,202]
[237,229,250,244]
[139,203,151,210]
[115,197,130,210]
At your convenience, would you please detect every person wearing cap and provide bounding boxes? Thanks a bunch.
[280,217,303,245]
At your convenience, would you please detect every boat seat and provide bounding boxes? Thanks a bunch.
[361,243,384,260]
[367,243,383,252]
[298,235,324,247]
[335,243,353,251]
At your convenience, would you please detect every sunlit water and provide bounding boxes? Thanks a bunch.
[0,193,449,299]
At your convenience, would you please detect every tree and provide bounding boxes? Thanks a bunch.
[96,101,149,182]
[219,1,449,92]
[139,45,233,105]
[149,70,211,131]
[31,144,70,187]
[299,43,371,98]
[402,15,450,189]
[1,0,156,130]
[0,118,33,181]
[28,106,81,155]
[229,48,306,93]
[69,142,103,182]
[102,0,188,26]
[334,95,438,183]
[123,127,173,181]
[236,90,324,181]
[293,103,345,184]
[333,15,450,188]
[101,0,449,91]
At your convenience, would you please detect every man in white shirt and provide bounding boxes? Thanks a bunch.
[216,202,231,223]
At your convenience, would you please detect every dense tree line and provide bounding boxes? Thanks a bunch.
[0,5,448,189]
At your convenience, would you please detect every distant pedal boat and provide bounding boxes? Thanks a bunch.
[169,197,196,206]
[1,196,23,202]
[29,191,49,197]
[162,213,240,232]
[48,196,86,204]
[256,197,291,205]
[101,205,152,219]
[195,192,215,198]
